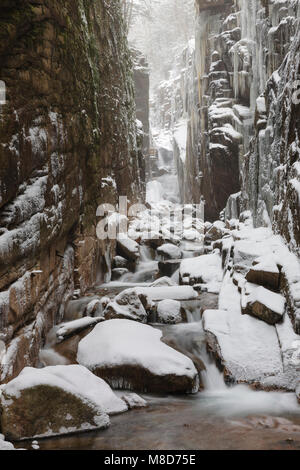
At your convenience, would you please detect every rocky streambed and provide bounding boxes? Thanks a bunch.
[1,200,300,450]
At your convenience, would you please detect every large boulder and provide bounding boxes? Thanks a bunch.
[117,236,140,262]
[156,299,184,324]
[203,308,283,386]
[205,221,225,242]
[0,365,128,440]
[242,286,286,325]
[103,289,147,323]
[157,243,182,260]
[77,319,199,394]
[246,256,280,292]
[158,260,181,277]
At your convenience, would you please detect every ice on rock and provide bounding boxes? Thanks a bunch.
[77,319,199,394]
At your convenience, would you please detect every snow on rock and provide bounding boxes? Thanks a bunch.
[205,221,226,242]
[242,286,286,325]
[55,317,103,341]
[156,299,183,324]
[119,393,147,409]
[77,319,199,394]
[150,276,176,287]
[0,365,128,440]
[180,251,223,293]
[230,222,300,332]
[157,243,182,260]
[267,314,300,391]
[203,274,284,387]
[135,286,198,302]
[117,236,140,262]
[0,434,15,450]
[245,255,280,291]
[103,288,147,323]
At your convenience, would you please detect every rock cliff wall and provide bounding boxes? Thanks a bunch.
[0,0,142,382]
[157,0,299,228]
[133,49,150,182]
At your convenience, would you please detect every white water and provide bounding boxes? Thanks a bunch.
[162,321,300,419]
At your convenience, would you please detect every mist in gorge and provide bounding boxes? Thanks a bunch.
[128,0,195,88]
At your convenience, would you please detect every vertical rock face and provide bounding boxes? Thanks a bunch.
[133,50,150,182]
[0,0,142,382]
[242,2,300,255]
[176,0,299,227]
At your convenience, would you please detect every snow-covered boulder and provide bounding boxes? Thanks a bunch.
[180,252,223,293]
[104,289,147,323]
[156,299,183,324]
[202,274,292,388]
[0,365,128,440]
[242,287,286,325]
[246,256,280,292]
[203,307,283,387]
[157,243,182,260]
[205,221,225,242]
[77,319,199,394]
[0,434,15,450]
[117,236,140,261]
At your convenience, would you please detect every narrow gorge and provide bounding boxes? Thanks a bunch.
[0,0,299,452]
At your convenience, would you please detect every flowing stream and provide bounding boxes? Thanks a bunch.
[19,236,300,450]
[19,166,300,451]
